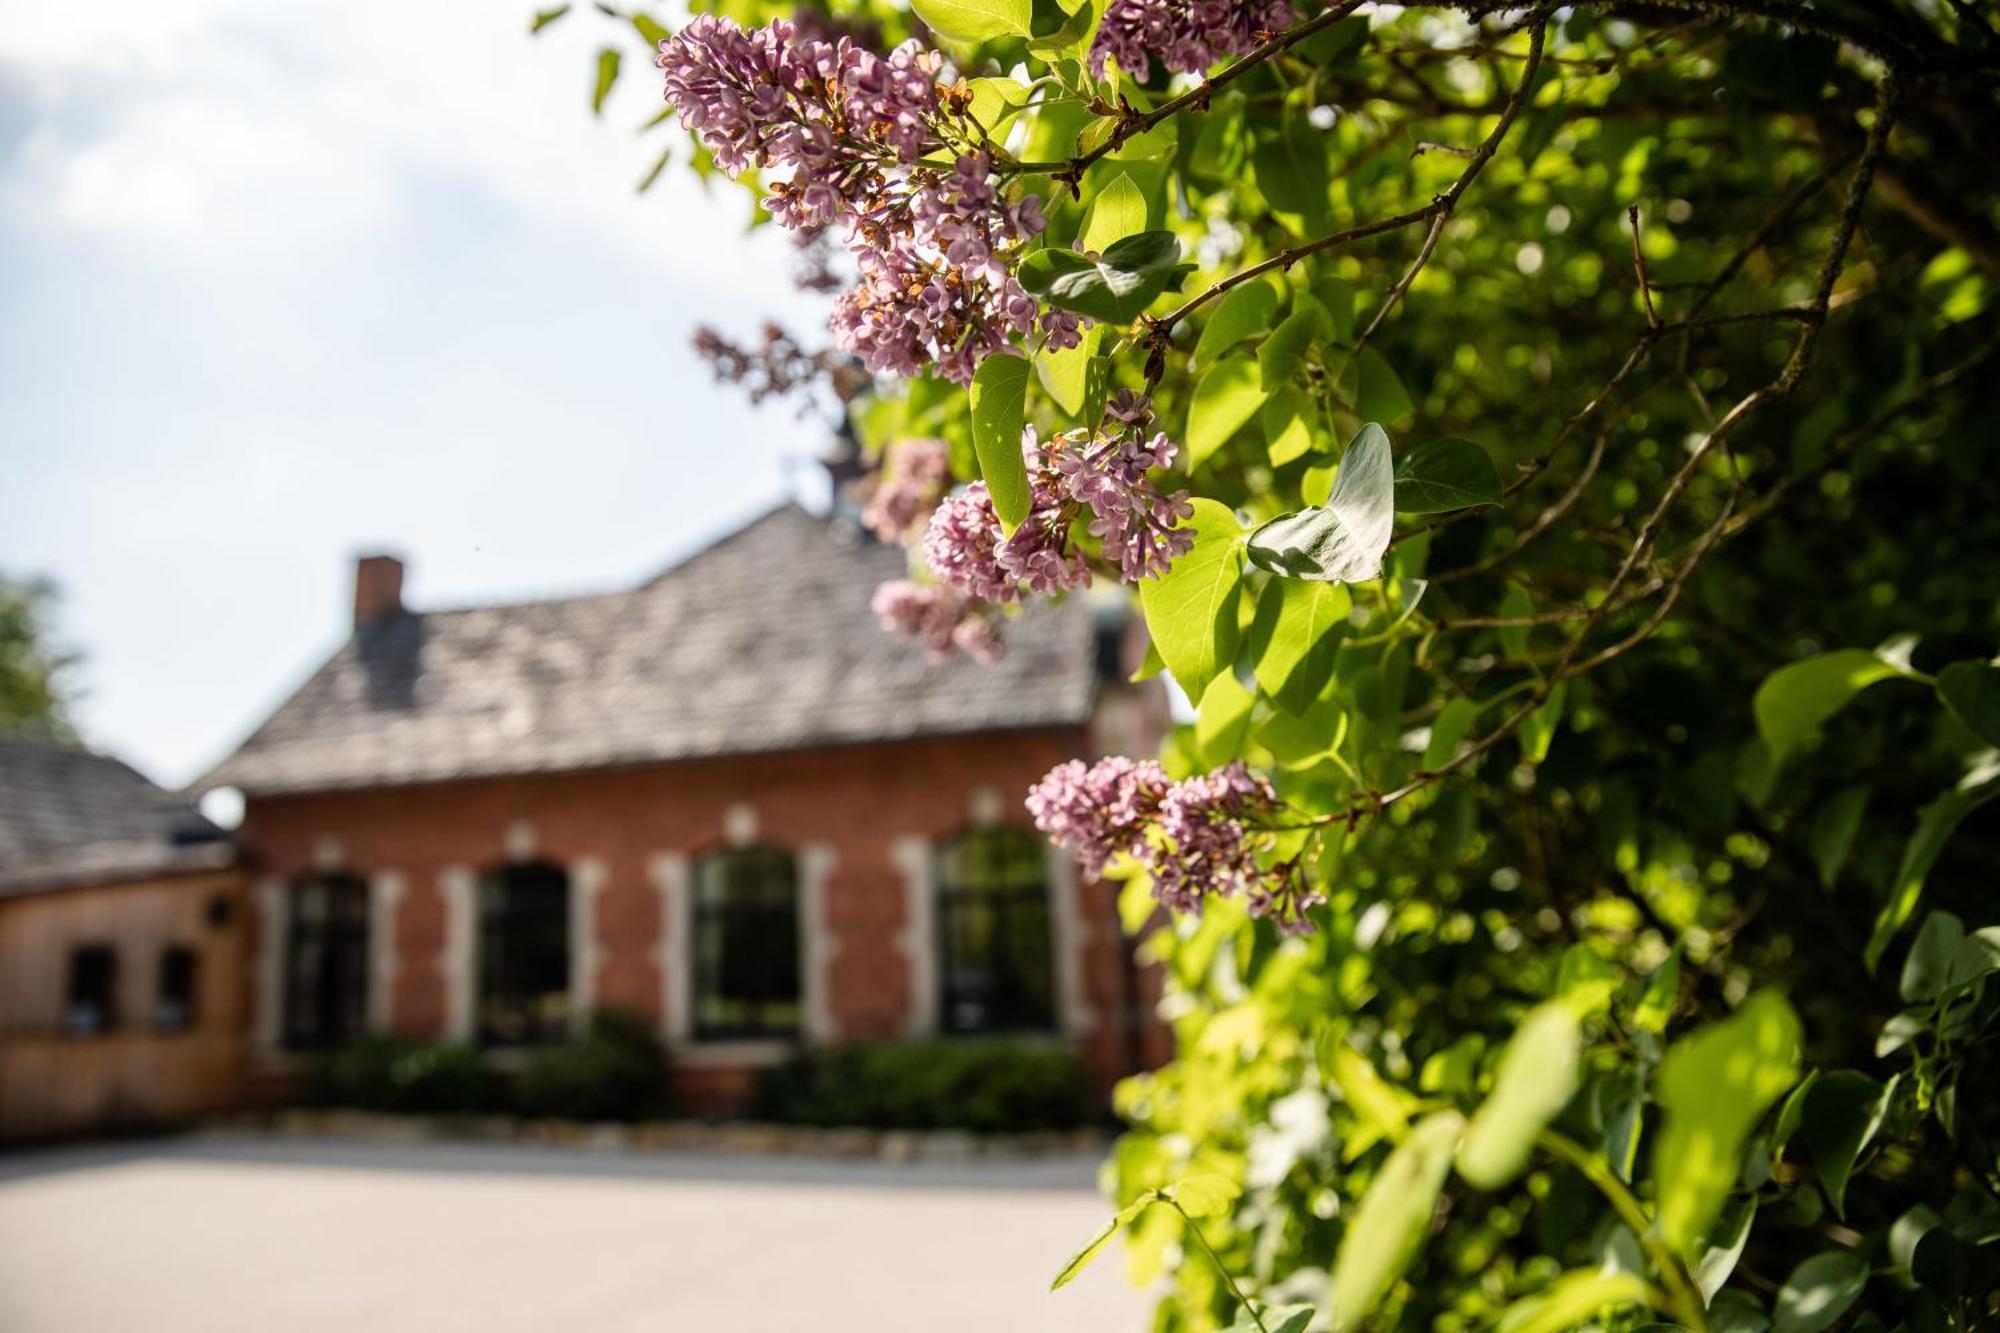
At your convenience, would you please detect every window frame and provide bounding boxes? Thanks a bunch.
[284,872,370,1052]
[476,860,572,1048]
[691,844,803,1043]
[64,943,119,1037]
[155,943,199,1033]
[934,826,1058,1037]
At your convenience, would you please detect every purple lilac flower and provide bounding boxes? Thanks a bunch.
[1031,757,1321,931]
[659,20,1066,384]
[1026,757,1173,875]
[832,155,1057,384]
[862,437,951,543]
[922,480,1088,603]
[1044,400,1198,582]
[869,580,1005,662]
[1090,0,1298,80]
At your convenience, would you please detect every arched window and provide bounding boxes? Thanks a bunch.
[936,828,1055,1034]
[286,873,369,1050]
[64,945,119,1035]
[477,860,571,1046]
[693,845,800,1040]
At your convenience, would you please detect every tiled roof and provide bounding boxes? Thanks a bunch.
[0,735,231,895]
[200,505,1101,797]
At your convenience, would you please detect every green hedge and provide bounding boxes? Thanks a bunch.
[303,1034,500,1115]
[756,1039,1093,1133]
[515,1010,670,1122]
[304,1009,668,1121]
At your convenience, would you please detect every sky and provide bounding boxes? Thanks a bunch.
[0,0,837,790]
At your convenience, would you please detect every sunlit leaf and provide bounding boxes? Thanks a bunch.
[912,0,1033,41]
[1246,424,1395,583]
[1328,1111,1464,1332]
[1139,499,1244,696]
[1771,1250,1868,1333]
[969,355,1031,533]
[1456,1001,1582,1189]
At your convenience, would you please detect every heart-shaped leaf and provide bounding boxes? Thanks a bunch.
[1393,438,1502,513]
[913,0,1033,42]
[1019,230,1185,325]
[1246,424,1395,583]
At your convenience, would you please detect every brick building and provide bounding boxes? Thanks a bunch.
[201,505,1165,1111]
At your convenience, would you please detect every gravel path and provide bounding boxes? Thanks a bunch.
[0,1134,1147,1332]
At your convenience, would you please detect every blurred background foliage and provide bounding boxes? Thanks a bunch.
[546,0,1998,1327]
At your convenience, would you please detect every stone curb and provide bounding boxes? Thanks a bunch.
[205,1109,1113,1161]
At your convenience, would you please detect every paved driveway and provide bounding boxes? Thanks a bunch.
[0,1135,1147,1332]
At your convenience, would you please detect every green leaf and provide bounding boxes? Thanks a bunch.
[1079,172,1148,254]
[1250,580,1350,712]
[1027,0,1104,61]
[1800,1071,1893,1218]
[1393,439,1502,513]
[964,76,1030,135]
[1863,769,2000,971]
[530,5,572,34]
[1556,945,1618,1018]
[1329,1111,1465,1332]
[1139,499,1244,696]
[912,0,1033,41]
[1633,947,1681,1035]
[631,13,671,46]
[1050,1191,1157,1290]
[1192,282,1281,371]
[1697,1198,1759,1301]
[1806,785,1869,890]
[1900,910,1966,1003]
[1187,360,1271,468]
[1654,991,1802,1255]
[1497,584,1533,659]
[1018,231,1185,325]
[1246,424,1395,583]
[1322,1038,1416,1157]
[592,47,622,116]
[1196,670,1255,765]
[1520,682,1567,763]
[1423,696,1482,771]
[1165,1173,1240,1218]
[1771,1250,1868,1333]
[969,355,1032,533]
[1262,389,1317,467]
[1937,660,2000,745]
[1258,306,1331,391]
[635,145,672,193]
[1456,1001,1582,1189]
[1753,644,1919,765]
[1494,1270,1652,1333]
[1333,346,1415,425]
[1036,327,1098,418]
[1251,118,1330,230]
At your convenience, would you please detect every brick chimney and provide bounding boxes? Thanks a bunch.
[353,553,405,627]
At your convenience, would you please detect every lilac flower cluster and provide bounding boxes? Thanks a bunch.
[1028,757,1323,932]
[1058,392,1197,582]
[658,18,1069,384]
[919,395,1194,609]
[1090,0,1298,80]
[831,155,1071,384]
[862,437,951,543]
[869,580,1003,662]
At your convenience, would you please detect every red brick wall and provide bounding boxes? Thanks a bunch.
[239,728,1165,1113]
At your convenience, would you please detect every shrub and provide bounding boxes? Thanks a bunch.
[758,1039,1091,1134]
[514,1009,671,1122]
[305,1034,498,1115]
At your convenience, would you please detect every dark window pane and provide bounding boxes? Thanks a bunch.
[937,829,1056,1034]
[285,874,369,1050]
[478,862,571,1047]
[693,846,800,1040]
[156,945,199,1032]
[65,945,118,1035]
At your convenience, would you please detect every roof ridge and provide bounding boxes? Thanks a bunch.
[639,499,817,589]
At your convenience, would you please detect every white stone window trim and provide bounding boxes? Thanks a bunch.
[652,830,837,1052]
